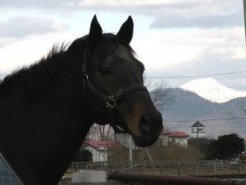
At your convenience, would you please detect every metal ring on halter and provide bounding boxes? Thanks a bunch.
[82,73,89,80]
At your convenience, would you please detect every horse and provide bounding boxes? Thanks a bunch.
[0,15,163,185]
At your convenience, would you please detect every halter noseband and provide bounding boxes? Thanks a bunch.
[81,46,147,133]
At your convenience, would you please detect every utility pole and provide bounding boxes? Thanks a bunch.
[129,137,133,169]
[244,0,246,43]
[196,127,199,138]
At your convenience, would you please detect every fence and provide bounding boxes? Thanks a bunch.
[69,160,246,176]
[108,172,246,185]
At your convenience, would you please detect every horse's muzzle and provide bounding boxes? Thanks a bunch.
[132,110,163,147]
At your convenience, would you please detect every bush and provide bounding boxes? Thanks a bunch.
[206,133,245,160]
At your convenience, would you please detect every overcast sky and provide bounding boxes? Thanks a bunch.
[0,0,246,91]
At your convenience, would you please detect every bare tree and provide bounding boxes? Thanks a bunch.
[145,78,173,110]
[86,123,114,141]
[99,125,113,140]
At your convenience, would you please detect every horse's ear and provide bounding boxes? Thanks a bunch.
[117,16,134,44]
[88,15,102,44]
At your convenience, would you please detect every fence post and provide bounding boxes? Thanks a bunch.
[239,161,241,175]
[195,161,198,175]
[143,161,146,172]
[214,160,217,175]
[177,161,180,176]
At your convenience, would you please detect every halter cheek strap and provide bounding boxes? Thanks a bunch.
[85,79,147,109]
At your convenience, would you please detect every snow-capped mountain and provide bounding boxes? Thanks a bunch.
[159,88,246,139]
[180,77,246,103]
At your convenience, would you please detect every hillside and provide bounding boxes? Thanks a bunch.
[158,88,246,139]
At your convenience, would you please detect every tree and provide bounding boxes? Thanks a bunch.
[146,79,173,110]
[206,133,245,160]
[86,123,114,141]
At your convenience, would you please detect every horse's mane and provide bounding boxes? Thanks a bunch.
[0,41,79,101]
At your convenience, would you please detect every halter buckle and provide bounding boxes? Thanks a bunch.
[106,96,117,109]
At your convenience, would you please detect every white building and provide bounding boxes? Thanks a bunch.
[160,130,190,147]
[83,140,123,162]
[191,121,205,138]
[167,131,190,147]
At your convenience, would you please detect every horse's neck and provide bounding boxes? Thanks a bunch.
[0,54,92,185]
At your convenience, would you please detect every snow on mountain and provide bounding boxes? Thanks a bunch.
[180,77,246,103]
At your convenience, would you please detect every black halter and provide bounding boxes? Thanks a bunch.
[81,46,147,133]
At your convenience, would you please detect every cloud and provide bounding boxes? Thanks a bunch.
[0,0,79,9]
[0,17,67,38]
[0,32,75,74]
[0,0,243,29]
[139,26,246,90]
[149,0,244,28]
[146,51,246,90]
[135,27,243,71]
[151,11,243,28]
[0,37,16,48]
[78,0,244,29]
[172,56,246,90]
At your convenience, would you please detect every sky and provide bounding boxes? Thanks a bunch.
[0,0,246,93]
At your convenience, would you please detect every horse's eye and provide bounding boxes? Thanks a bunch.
[99,64,110,74]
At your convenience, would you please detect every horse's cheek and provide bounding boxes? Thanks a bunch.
[125,102,145,137]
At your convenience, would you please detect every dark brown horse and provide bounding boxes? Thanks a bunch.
[0,16,163,185]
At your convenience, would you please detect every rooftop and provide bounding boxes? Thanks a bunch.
[168,131,190,138]
[191,121,204,128]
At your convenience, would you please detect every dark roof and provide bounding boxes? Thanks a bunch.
[191,121,204,127]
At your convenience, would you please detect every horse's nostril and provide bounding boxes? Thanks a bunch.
[142,115,150,123]
[140,123,150,134]
[140,115,151,134]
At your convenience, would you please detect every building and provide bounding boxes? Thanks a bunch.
[160,130,190,147]
[167,131,190,147]
[191,121,205,138]
[83,140,123,162]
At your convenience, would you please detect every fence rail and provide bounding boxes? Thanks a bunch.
[70,160,246,176]
[108,172,246,185]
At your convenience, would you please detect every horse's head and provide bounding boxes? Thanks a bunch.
[83,16,163,147]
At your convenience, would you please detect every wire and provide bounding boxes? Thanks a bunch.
[164,117,246,123]
[146,70,246,79]
[169,124,240,128]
